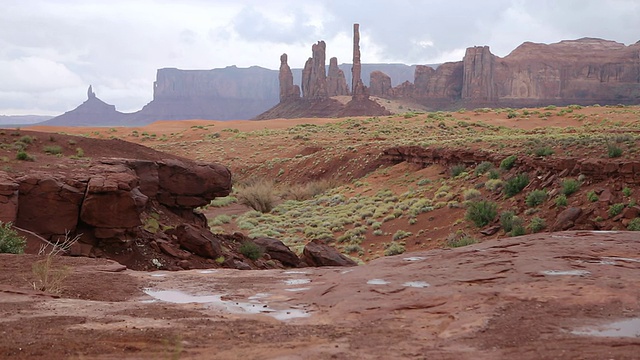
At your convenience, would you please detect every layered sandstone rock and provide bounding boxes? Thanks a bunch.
[327,57,349,96]
[396,38,640,108]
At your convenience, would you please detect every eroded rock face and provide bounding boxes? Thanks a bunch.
[369,71,392,97]
[301,41,328,99]
[171,224,223,259]
[279,53,300,102]
[396,38,640,108]
[0,172,18,224]
[327,57,349,96]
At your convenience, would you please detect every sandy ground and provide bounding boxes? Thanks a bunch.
[1,230,639,359]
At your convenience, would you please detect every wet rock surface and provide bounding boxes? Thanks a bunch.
[1,231,639,359]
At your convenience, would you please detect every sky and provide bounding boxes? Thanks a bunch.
[1,0,639,115]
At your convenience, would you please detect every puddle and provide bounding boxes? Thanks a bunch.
[540,270,591,276]
[367,279,390,285]
[285,288,311,292]
[340,269,353,274]
[403,257,426,262]
[603,256,640,263]
[198,270,217,274]
[143,289,309,321]
[283,270,310,275]
[150,273,167,278]
[284,279,311,285]
[572,318,640,338]
[402,281,430,288]
[247,293,270,301]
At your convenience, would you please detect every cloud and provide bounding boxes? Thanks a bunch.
[1,0,638,115]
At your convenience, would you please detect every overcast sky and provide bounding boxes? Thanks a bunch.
[1,0,639,115]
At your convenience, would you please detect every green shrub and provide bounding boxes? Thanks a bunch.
[209,196,237,207]
[586,190,598,202]
[239,241,264,260]
[466,200,498,227]
[392,230,412,241]
[608,203,625,217]
[487,169,501,180]
[384,241,406,256]
[627,218,640,231]
[500,155,517,170]
[209,214,232,226]
[528,217,546,233]
[525,190,547,207]
[500,210,515,232]
[446,232,477,248]
[450,164,467,178]
[555,194,568,207]
[474,161,494,176]
[509,217,526,236]
[561,179,581,196]
[506,111,518,119]
[534,146,554,157]
[504,173,529,198]
[16,150,34,161]
[236,180,276,213]
[622,187,633,197]
[0,222,26,254]
[43,145,63,155]
[19,135,34,144]
[607,144,623,158]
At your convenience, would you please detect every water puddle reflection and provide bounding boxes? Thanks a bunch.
[367,279,390,285]
[402,281,430,288]
[572,318,640,338]
[540,270,590,276]
[143,289,309,321]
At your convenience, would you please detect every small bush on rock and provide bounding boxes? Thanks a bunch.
[0,222,26,254]
[525,190,547,207]
[466,200,498,227]
[500,155,517,170]
[504,173,529,198]
[561,179,581,196]
[239,241,263,260]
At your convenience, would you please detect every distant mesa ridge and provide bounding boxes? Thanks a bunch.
[46,33,640,126]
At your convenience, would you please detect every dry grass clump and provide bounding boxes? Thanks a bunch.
[281,179,339,201]
[32,232,80,294]
[235,179,277,213]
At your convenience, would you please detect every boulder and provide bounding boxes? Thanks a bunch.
[253,237,300,267]
[80,173,145,229]
[157,159,232,208]
[171,224,222,259]
[302,239,357,267]
[552,207,583,231]
[16,174,85,236]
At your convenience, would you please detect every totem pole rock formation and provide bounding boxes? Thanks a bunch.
[351,23,369,100]
[327,57,350,96]
[279,54,300,101]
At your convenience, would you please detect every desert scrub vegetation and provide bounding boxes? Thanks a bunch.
[383,241,406,256]
[504,173,529,198]
[525,189,547,207]
[0,222,26,254]
[235,180,277,213]
[446,231,477,248]
[560,179,581,196]
[239,241,264,260]
[528,216,546,233]
[465,200,497,227]
[32,232,80,294]
[474,161,494,176]
[500,155,517,170]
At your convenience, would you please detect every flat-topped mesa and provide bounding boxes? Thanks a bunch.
[351,23,368,100]
[327,57,350,96]
[279,53,300,102]
[302,41,329,99]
